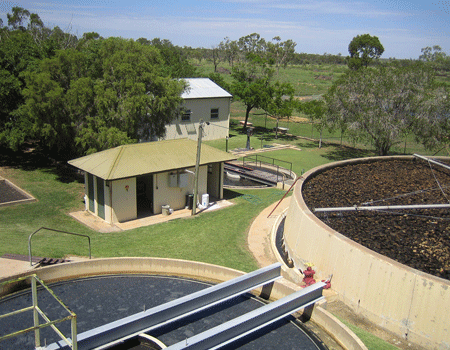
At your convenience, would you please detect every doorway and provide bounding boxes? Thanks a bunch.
[137,175,153,217]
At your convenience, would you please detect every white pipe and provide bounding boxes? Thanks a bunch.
[314,203,450,213]
[413,153,450,171]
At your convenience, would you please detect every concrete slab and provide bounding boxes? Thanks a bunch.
[69,199,234,233]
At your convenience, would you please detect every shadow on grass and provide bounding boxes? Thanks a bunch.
[323,145,375,162]
[0,143,83,184]
[223,188,244,200]
[231,125,299,143]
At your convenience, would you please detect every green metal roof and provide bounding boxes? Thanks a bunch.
[68,139,236,180]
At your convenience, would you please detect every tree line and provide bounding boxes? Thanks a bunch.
[303,36,450,155]
[1,6,449,160]
[0,7,197,160]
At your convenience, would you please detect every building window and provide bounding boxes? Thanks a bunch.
[210,108,219,119]
[181,109,191,122]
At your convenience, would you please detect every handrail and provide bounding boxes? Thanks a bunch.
[28,227,91,267]
[243,154,293,179]
[0,274,78,349]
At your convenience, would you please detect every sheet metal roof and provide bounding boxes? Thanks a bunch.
[181,78,232,99]
[68,139,236,180]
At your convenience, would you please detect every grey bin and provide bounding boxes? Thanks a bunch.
[162,205,171,216]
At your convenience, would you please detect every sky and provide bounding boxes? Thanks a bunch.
[1,0,449,59]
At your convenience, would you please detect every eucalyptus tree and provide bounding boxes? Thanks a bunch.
[419,45,449,73]
[219,37,240,67]
[238,33,267,59]
[7,6,30,29]
[267,36,296,74]
[325,63,447,155]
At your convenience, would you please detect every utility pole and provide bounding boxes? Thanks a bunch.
[192,120,208,215]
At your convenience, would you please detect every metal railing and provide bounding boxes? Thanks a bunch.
[28,227,91,267]
[0,274,78,349]
[243,154,293,180]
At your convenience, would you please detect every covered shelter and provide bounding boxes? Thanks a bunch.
[68,139,236,224]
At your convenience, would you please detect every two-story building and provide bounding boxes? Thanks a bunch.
[162,78,232,141]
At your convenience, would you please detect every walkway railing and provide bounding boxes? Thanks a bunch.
[28,227,91,267]
[243,154,293,181]
[0,274,78,349]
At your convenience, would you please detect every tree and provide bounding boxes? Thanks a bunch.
[348,34,384,69]
[325,63,446,155]
[231,54,274,130]
[143,38,197,78]
[419,45,447,62]
[211,45,221,72]
[13,38,186,159]
[7,7,30,29]
[265,81,296,138]
[299,99,327,148]
[238,33,267,58]
[267,36,296,74]
[419,45,449,73]
[219,37,239,67]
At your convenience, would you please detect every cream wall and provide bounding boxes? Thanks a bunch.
[111,177,137,223]
[153,166,208,214]
[164,97,231,141]
[283,157,450,350]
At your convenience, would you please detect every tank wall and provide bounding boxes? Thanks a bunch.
[284,156,450,350]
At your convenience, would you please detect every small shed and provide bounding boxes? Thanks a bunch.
[68,139,236,224]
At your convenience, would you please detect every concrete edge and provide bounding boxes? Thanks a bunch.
[0,178,37,208]
[0,257,367,350]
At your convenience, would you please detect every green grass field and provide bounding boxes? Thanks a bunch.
[195,61,346,96]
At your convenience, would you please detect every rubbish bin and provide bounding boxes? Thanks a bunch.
[186,194,194,210]
[162,205,170,216]
[202,193,209,207]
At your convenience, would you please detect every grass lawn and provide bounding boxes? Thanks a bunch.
[0,163,287,272]
[335,316,401,350]
[0,141,405,349]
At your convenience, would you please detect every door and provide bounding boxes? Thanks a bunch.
[97,177,105,219]
[88,173,95,212]
[137,175,153,216]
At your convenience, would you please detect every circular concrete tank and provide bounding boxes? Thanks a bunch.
[282,156,450,350]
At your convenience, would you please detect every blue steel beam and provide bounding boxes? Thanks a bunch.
[166,282,326,350]
[47,263,282,350]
